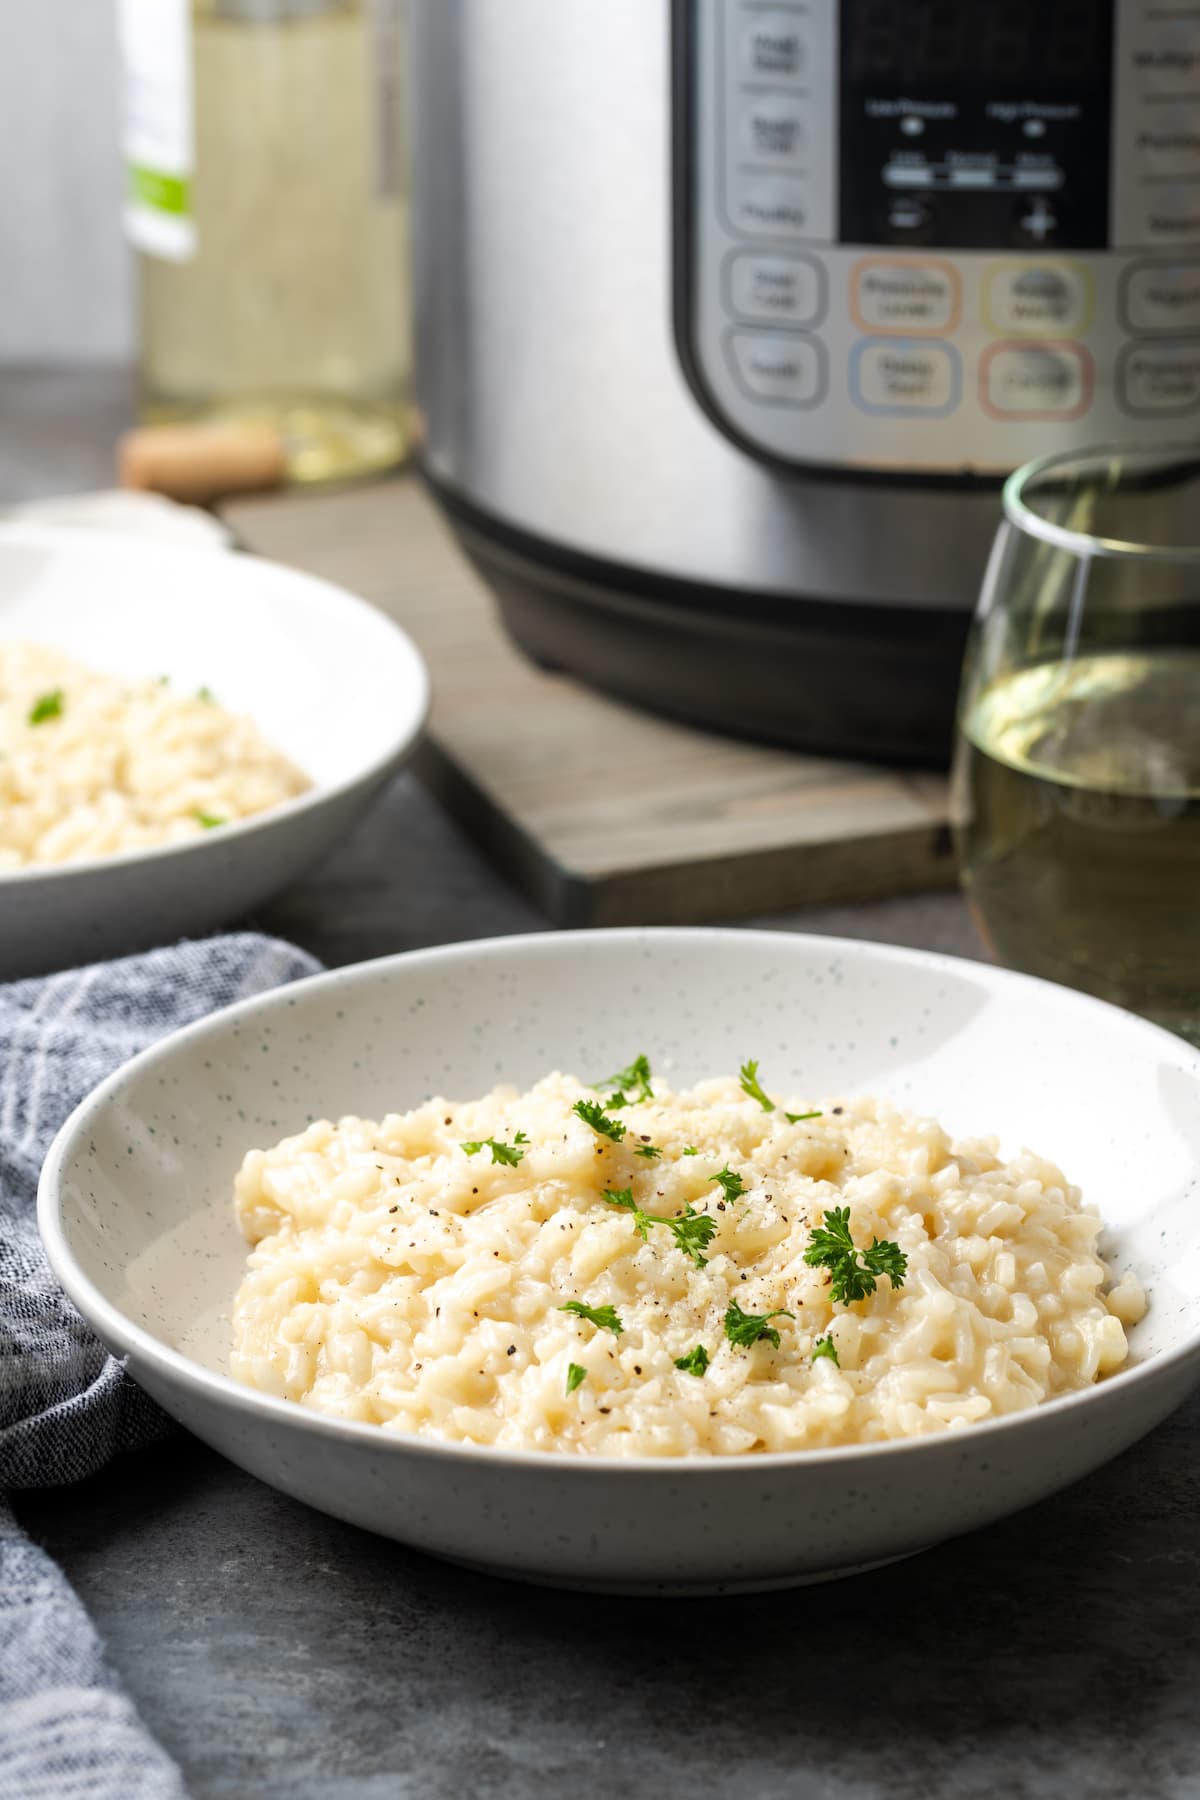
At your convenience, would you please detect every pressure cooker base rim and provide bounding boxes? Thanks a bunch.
[425,470,968,768]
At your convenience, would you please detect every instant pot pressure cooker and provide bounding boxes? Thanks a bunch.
[411,0,1200,761]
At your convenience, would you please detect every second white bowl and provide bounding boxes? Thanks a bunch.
[0,524,428,977]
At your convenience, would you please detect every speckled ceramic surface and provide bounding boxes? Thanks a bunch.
[39,928,1200,1594]
[0,524,428,978]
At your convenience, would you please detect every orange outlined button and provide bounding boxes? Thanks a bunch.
[851,258,961,336]
[980,340,1093,420]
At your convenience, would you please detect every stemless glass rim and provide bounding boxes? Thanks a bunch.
[1002,442,1200,564]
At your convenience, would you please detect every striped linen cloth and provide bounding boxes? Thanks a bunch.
[0,935,320,1800]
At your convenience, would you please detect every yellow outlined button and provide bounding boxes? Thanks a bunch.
[983,261,1094,337]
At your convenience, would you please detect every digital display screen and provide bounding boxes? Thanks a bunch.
[837,0,1114,247]
[844,0,1107,85]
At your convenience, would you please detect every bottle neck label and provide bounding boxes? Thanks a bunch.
[118,0,196,263]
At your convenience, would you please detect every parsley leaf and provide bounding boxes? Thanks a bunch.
[723,1300,794,1351]
[573,1099,627,1142]
[803,1205,907,1305]
[633,1143,661,1160]
[28,689,64,726]
[804,1207,870,1302]
[565,1362,587,1395]
[598,1054,654,1107]
[559,1300,624,1337]
[812,1334,840,1366]
[682,1147,699,1156]
[603,1186,650,1240]
[740,1058,822,1124]
[196,685,216,703]
[862,1237,909,1286]
[711,1167,747,1204]
[674,1345,710,1377]
[603,1188,717,1267]
[665,1204,718,1267]
[460,1131,529,1167]
[739,1059,775,1112]
[193,809,225,829]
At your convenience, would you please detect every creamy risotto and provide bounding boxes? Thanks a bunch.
[0,641,309,869]
[231,1068,1145,1457]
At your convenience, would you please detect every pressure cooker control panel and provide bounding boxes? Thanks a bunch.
[678,0,1200,472]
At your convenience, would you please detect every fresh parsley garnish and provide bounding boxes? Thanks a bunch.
[666,1205,719,1266]
[739,1059,775,1112]
[803,1205,908,1305]
[573,1099,627,1142]
[598,1054,654,1107]
[723,1300,794,1351]
[633,1143,661,1160]
[674,1345,710,1377]
[460,1131,529,1167]
[193,809,225,829]
[682,1147,699,1156]
[604,1187,650,1239]
[559,1300,624,1337]
[711,1167,747,1204]
[197,685,216,702]
[740,1058,822,1124]
[28,689,64,725]
[603,1187,718,1267]
[812,1334,840,1366]
[565,1362,587,1395]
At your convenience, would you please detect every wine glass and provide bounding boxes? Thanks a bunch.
[952,443,1200,1045]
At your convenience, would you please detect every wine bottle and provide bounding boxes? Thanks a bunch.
[118,0,410,484]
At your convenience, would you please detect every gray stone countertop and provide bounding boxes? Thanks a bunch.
[7,369,1200,1799]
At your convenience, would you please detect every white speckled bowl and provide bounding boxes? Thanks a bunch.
[38,929,1200,1594]
[0,524,428,978]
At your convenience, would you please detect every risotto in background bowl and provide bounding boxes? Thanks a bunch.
[0,523,427,977]
[39,929,1200,1593]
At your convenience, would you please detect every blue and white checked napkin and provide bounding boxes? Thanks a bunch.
[0,934,320,1800]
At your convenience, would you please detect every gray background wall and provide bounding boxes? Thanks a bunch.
[0,0,133,363]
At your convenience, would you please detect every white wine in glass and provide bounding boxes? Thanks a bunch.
[953,447,1200,1045]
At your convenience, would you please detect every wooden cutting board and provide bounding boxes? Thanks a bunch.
[223,477,956,925]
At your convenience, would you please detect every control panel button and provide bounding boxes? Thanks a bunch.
[984,262,1093,335]
[851,259,960,334]
[739,91,808,164]
[739,12,806,82]
[850,340,960,416]
[1118,340,1200,414]
[980,342,1092,419]
[1122,259,1200,334]
[1128,22,1200,99]
[725,330,826,407]
[726,252,824,327]
[1142,186,1200,245]
[883,194,935,243]
[730,174,812,237]
[1012,195,1060,246]
[1136,105,1200,180]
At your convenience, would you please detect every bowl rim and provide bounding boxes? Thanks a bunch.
[0,522,430,887]
[37,926,1200,1478]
